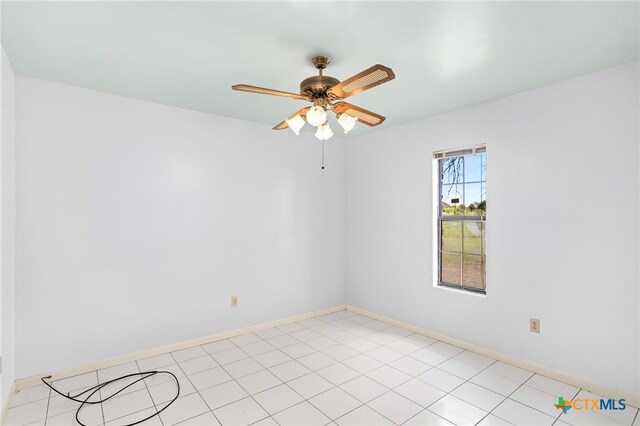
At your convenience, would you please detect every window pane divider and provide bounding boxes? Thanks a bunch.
[440,216,486,221]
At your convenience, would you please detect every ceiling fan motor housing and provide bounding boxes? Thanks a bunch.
[300,75,340,99]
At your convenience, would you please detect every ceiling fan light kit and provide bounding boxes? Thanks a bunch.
[285,114,305,135]
[232,56,395,141]
[337,112,357,133]
[315,122,334,141]
[306,104,328,127]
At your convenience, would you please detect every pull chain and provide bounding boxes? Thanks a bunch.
[321,140,325,170]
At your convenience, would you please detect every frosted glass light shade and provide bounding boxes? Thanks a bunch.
[306,105,328,127]
[315,122,333,141]
[337,113,357,133]
[285,115,305,135]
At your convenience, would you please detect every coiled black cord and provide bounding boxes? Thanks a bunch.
[41,371,180,426]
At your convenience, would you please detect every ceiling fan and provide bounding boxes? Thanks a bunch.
[232,56,395,141]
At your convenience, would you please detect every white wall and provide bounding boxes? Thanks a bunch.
[347,62,640,398]
[1,48,17,405]
[10,60,639,402]
[15,77,346,378]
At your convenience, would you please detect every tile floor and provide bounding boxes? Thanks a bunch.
[5,310,639,426]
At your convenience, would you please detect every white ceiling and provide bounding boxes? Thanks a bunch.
[2,1,638,138]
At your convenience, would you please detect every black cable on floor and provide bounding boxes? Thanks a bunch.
[42,370,180,426]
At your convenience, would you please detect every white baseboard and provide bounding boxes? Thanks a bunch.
[346,304,640,408]
[14,305,346,392]
[1,381,16,425]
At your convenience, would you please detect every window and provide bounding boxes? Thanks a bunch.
[435,146,486,293]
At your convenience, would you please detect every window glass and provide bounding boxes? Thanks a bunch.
[437,149,486,293]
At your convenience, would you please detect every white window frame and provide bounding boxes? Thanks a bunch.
[432,145,487,295]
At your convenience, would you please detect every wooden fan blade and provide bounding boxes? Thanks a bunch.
[273,107,311,130]
[232,84,304,100]
[328,64,395,99]
[333,102,385,127]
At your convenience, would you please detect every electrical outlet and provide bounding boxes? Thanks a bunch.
[231,296,238,307]
[530,318,540,333]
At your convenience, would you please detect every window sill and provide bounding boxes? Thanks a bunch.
[435,284,487,298]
